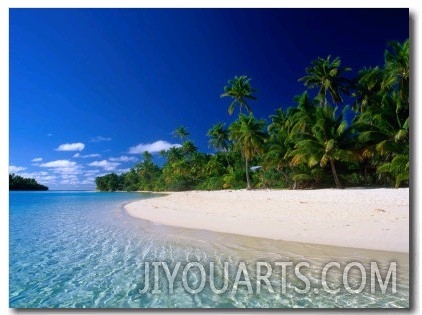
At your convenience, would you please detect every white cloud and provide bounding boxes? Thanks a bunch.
[109,155,138,162]
[89,160,120,171]
[80,177,96,185]
[31,157,43,162]
[54,167,83,175]
[9,165,27,173]
[83,170,100,177]
[21,171,49,177]
[56,142,85,151]
[17,171,57,185]
[91,136,112,142]
[128,140,181,154]
[39,160,82,176]
[40,175,58,183]
[60,174,79,185]
[37,160,84,186]
[115,168,130,174]
[60,174,79,181]
[40,160,77,168]
[19,171,57,185]
[73,153,101,158]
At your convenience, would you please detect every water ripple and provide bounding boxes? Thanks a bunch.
[10,191,409,308]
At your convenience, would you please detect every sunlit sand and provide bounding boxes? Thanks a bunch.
[125,188,409,253]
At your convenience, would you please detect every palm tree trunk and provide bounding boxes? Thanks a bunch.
[223,147,231,168]
[245,158,251,190]
[329,158,343,188]
[364,165,367,186]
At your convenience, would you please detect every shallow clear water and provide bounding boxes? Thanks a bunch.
[9,191,409,308]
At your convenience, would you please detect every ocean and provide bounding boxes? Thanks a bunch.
[9,191,409,308]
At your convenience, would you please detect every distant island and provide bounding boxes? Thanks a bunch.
[9,173,49,191]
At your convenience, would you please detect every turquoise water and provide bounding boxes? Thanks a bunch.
[9,191,409,308]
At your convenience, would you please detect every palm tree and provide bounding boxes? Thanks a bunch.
[288,91,318,135]
[229,114,267,189]
[351,40,409,187]
[354,92,409,187]
[377,151,409,188]
[181,140,198,157]
[289,104,359,188]
[135,151,161,191]
[221,75,257,115]
[172,126,189,142]
[207,122,231,167]
[352,66,384,113]
[298,55,351,106]
[207,122,230,152]
[204,153,227,177]
[265,108,291,171]
[162,146,183,163]
[267,108,288,138]
[382,39,409,105]
[271,92,317,189]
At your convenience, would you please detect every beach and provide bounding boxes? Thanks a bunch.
[125,188,409,253]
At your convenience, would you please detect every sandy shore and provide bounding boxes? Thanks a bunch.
[125,188,409,253]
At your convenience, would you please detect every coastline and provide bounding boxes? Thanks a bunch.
[125,188,409,253]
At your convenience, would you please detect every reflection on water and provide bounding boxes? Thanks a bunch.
[9,192,409,308]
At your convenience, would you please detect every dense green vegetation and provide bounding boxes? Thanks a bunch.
[96,39,409,192]
[9,173,49,191]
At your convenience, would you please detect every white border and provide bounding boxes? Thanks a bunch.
[1,2,419,315]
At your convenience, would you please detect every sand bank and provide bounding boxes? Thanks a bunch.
[125,188,409,253]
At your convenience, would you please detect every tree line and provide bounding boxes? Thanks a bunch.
[96,39,409,192]
[9,173,49,191]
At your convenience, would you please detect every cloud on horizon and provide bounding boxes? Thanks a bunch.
[9,165,27,173]
[56,142,85,151]
[89,160,120,171]
[38,159,89,187]
[17,171,57,185]
[128,140,181,154]
[10,160,102,188]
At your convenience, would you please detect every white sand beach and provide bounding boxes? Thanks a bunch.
[125,188,409,253]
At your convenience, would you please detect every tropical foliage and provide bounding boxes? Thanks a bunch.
[96,39,409,191]
[9,173,49,191]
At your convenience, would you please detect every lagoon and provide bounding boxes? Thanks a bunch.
[9,191,409,308]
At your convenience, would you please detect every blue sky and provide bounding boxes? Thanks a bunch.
[9,8,409,190]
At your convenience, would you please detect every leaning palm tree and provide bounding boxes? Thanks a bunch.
[221,75,257,115]
[298,55,351,106]
[172,126,189,142]
[229,114,267,189]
